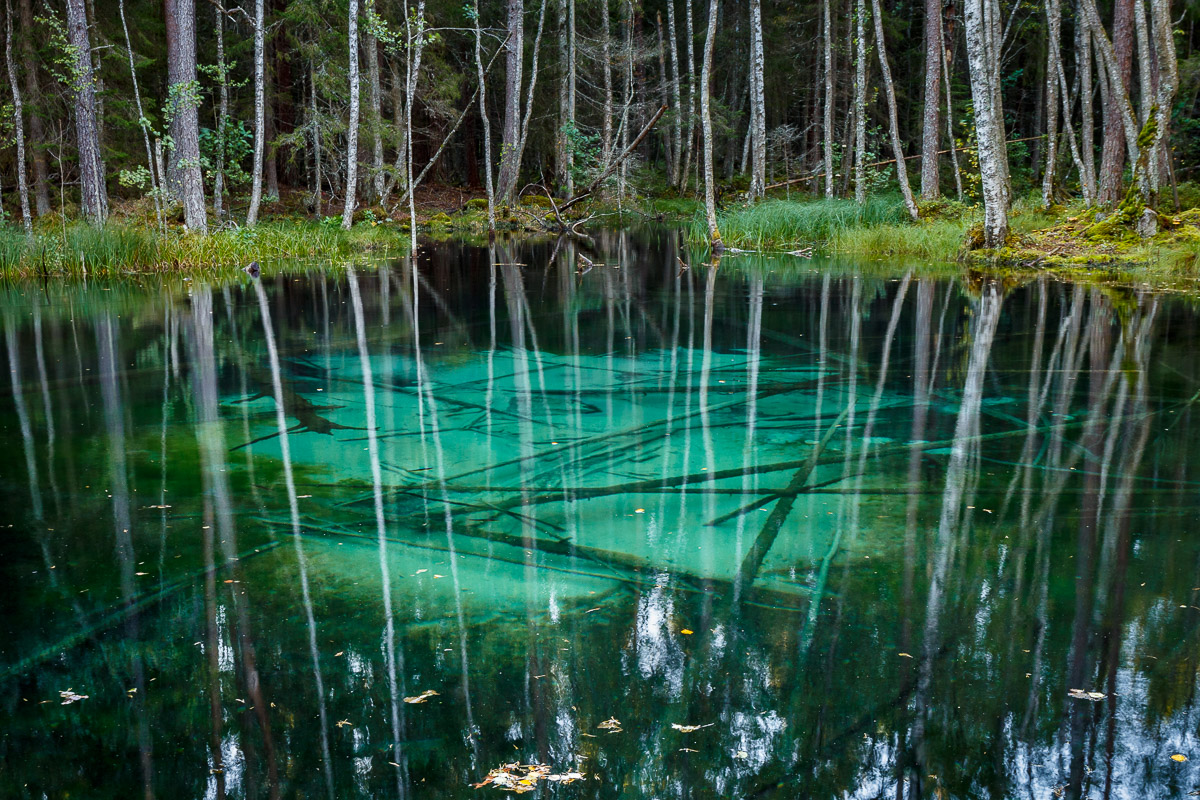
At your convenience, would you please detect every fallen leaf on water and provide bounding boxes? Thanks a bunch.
[1068,689,1106,701]
[135,572,149,576]
[1172,754,1188,762]
[336,719,352,728]
[898,652,913,658]
[546,771,585,783]
[597,718,622,731]
[679,747,698,753]
[681,629,694,635]
[388,761,401,767]
[415,569,428,575]
[404,689,440,704]
[671,723,715,733]
[735,750,749,758]
[473,763,560,793]
[59,689,88,705]
[334,651,344,657]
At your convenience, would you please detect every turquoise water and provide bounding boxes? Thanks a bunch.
[2,229,1199,798]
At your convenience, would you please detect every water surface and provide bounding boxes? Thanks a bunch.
[2,230,1200,799]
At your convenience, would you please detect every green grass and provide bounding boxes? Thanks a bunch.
[689,196,913,251]
[0,221,409,278]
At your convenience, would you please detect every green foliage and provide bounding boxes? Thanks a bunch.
[562,121,601,187]
[690,196,911,251]
[200,120,253,186]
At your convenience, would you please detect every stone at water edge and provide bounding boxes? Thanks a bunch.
[1138,209,1158,238]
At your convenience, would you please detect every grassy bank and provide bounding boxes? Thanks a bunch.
[0,220,411,278]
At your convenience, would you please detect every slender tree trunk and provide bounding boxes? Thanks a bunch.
[871,0,918,219]
[166,0,207,233]
[211,1,228,222]
[1052,6,1095,205]
[1079,12,1098,198]
[342,0,361,229]
[404,0,426,251]
[700,0,720,248]
[567,0,576,195]
[496,0,525,202]
[1081,0,1143,187]
[942,26,964,200]
[512,0,548,194]
[366,3,384,203]
[474,0,496,231]
[1043,0,1062,205]
[677,0,697,193]
[16,0,48,215]
[122,0,163,227]
[65,0,107,224]
[667,0,682,185]
[656,14,674,183]
[601,0,614,165]
[963,0,1009,246]
[1097,0,1133,206]
[1147,0,1177,201]
[4,0,31,234]
[558,0,571,190]
[311,64,322,215]
[823,0,834,197]
[920,0,941,198]
[852,0,867,204]
[1134,0,1151,124]
[748,0,766,199]
[247,0,266,225]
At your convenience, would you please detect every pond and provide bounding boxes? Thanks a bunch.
[2,228,1199,799]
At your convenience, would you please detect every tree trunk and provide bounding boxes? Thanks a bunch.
[211,1,228,222]
[1134,0,1151,123]
[496,0,525,202]
[121,0,163,227]
[558,0,571,190]
[65,0,107,225]
[310,64,322,216]
[403,0,426,251]
[677,0,697,194]
[1078,11,1098,199]
[1098,0,1133,206]
[4,0,31,234]
[601,0,614,165]
[341,0,361,229]
[700,0,720,248]
[942,27,964,199]
[748,0,766,199]
[666,0,682,186]
[920,0,941,198]
[474,0,497,231]
[16,0,48,215]
[1146,0,1177,200]
[963,0,1009,246]
[365,3,384,203]
[165,0,207,233]
[852,0,867,204]
[1042,0,1062,205]
[512,0,548,195]
[656,14,674,183]
[247,0,266,225]
[823,0,834,197]
[871,0,918,219]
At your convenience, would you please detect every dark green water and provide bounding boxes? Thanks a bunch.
[2,229,1199,799]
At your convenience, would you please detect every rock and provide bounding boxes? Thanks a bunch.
[1137,208,1158,238]
[1093,211,1107,223]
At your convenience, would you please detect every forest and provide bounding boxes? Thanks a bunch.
[0,0,1198,265]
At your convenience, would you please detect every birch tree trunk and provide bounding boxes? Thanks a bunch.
[942,26,964,199]
[601,0,614,166]
[666,0,682,186]
[1042,0,1062,206]
[557,0,571,190]
[748,0,766,200]
[247,0,266,226]
[677,0,697,194]
[871,0,918,219]
[1134,0,1151,124]
[700,0,720,248]
[512,0,548,194]
[341,0,361,229]
[852,0,867,205]
[473,0,497,232]
[963,0,1010,246]
[496,0,525,202]
[1098,0,1133,206]
[403,0,426,252]
[311,65,322,215]
[166,0,207,233]
[4,0,31,235]
[120,0,163,228]
[1078,16,1098,199]
[1146,0,1177,200]
[16,0,49,215]
[823,0,834,197]
[920,0,941,198]
[656,14,674,184]
[65,0,107,225]
[365,2,384,203]
[211,1,228,222]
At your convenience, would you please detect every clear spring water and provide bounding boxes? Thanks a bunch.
[2,228,1200,799]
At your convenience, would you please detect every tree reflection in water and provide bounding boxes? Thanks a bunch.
[0,231,1198,799]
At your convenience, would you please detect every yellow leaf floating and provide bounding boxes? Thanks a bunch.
[681,629,694,635]
[472,763,585,792]
[1172,754,1188,762]
[403,689,440,704]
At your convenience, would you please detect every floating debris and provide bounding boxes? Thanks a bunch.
[59,689,88,705]
[1067,689,1106,701]
[1172,754,1188,763]
[403,689,440,704]
[597,717,622,732]
[472,763,586,792]
[336,719,352,728]
[671,723,714,733]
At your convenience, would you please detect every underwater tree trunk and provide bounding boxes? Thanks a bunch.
[247,0,266,226]
[920,0,941,199]
[871,0,918,220]
[963,0,1009,246]
[5,0,32,235]
[16,0,48,215]
[748,0,766,199]
[342,0,361,229]
[65,0,107,225]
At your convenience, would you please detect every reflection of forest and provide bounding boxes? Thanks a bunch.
[2,231,1200,798]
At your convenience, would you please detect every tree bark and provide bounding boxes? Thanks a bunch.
[666,0,682,186]
[341,0,361,229]
[1098,0,1134,206]
[600,0,614,165]
[1078,12,1098,199]
[748,0,766,199]
[558,0,571,190]
[700,0,720,248]
[823,0,834,197]
[852,0,867,204]
[310,64,322,215]
[247,0,266,225]
[4,0,31,234]
[16,0,48,215]
[963,0,1009,246]
[121,0,163,227]
[1042,0,1061,205]
[496,0,525,202]
[920,0,941,198]
[512,0,548,195]
[677,0,697,194]
[656,13,674,183]
[365,2,384,203]
[211,1,228,222]
[165,0,207,233]
[65,0,107,225]
[473,0,497,231]
[871,0,918,219]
